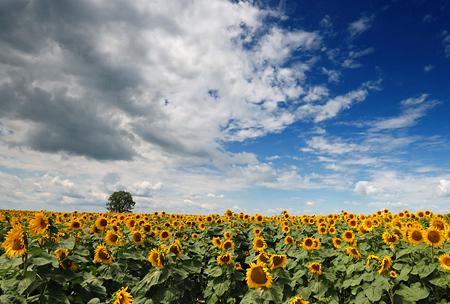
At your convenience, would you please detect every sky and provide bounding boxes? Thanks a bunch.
[1,0,450,215]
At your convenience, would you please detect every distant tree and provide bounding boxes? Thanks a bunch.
[106,191,136,213]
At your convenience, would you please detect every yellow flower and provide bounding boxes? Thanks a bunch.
[252,236,267,252]
[332,237,342,249]
[105,230,121,246]
[234,262,242,270]
[166,240,183,256]
[438,254,450,271]
[366,255,380,268]
[55,249,78,271]
[256,252,270,264]
[389,270,398,279]
[246,262,272,289]
[289,295,310,304]
[382,231,399,247]
[307,261,322,275]
[159,229,171,241]
[94,244,113,265]
[424,227,445,248]
[131,230,145,246]
[113,286,133,304]
[301,237,315,251]
[216,252,233,266]
[1,225,27,257]
[342,230,355,243]
[284,235,295,245]
[28,212,49,235]
[223,231,233,239]
[378,256,392,274]
[212,237,222,248]
[148,249,164,269]
[221,239,235,251]
[345,246,361,259]
[95,216,108,230]
[269,254,287,270]
[406,227,424,245]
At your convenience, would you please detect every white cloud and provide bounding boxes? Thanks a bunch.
[321,67,340,83]
[354,181,379,195]
[424,65,433,72]
[442,30,450,57]
[348,15,374,38]
[303,86,329,102]
[302,136,366,154]
[437,179,450,197]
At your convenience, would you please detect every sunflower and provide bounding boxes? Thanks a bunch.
[256,252,271,264]
[362,219,374,232]
[253,236,267,252]
[342,230,355,243]
[55,248,78,271]
[234,262,242,270]
[445,228,450,242]
[28,212,49,235]
[113,286,133,304]
[246,262,273,289]
[95,217,108,230]
[382,231,399,247]
[328,226,336,235]
[217,252,234,266]
[438,254,450,271]
[131,231,145,246]
[389,270,397,279]
[159,230,171,241]
[105,230,121,246]
[148,248,164,269]
[94,244,113,265]
[307,261,322,275]
[285,235,295,245]
[221,239,235,251]
[378,256,393,274]
[224,231,233,239]
[269,254,287,270]
[406,228,423,245]
[332,237,342,249]
[253,227,262,236]
[365,255,380,268]
[1,225,27,257]
[212,237,222,248]
[301,237,315,251]
[424,227,445,248]
[167,240,183,256]
[430,218,446,231]
[288,295,310,304]
[191,233,199,240]
[345,246,361,259]
[68,218,83,230]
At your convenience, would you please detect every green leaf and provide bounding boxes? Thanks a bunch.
[205,266,223,277]
[17,271,36,295]
[364,285,383,302]
[396,282,429,302]
[214,280,231,297]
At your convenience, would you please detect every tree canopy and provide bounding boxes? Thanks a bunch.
[106,191,136,213]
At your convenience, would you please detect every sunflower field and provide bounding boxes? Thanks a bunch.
[0,209,449,304]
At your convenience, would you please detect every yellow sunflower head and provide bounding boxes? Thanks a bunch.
[159,229,171,241]
[345,246,361,259]
[216,252,234,266]
[131,231,145,246]
[269,254,287,270]
[307,261,322,275]
[252,236,267,252]
[288,295,310,304]
[1,224,27,258]
[438,254,450,271]
[424,227,445,248]
[212,237,222,248]
[389,270,398,279]
[406,228,423,245]
[332,237,342,249]
[284,235,295,245]
[28,212,49,235]
[95,217,108,230]
[246,262,273,289]
[302,237,315,251]
[221,239,235,251]
[377,256,393,274]
[94,244,113,265]
[167,239,183,256]
[113,286,133,304]
[365,254,380,268]
[148,248,164,269]
[105,230,121,246]
[342,230,355,243]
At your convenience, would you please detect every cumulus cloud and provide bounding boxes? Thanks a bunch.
[437,179,450,197]
[348,15,374,38]
[353,181,379,195]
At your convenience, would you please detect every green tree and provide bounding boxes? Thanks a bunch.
[106,191,136,213]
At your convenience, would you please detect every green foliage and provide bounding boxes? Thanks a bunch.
[106,191,136,213]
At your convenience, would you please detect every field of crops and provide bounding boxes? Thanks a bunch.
[0,209,449,304]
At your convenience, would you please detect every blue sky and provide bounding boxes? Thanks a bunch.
[0,0,449,214]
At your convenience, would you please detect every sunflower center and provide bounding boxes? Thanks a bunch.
[12,238,24,250]
[223,241,232,249]
[305,239,313,246]
[250,267,268,284]
[99,219,107,226]
[273,256,283,267]
[133,233,142,242]
[99,249,110,260]
[411,231,423,241]
[110,234,118,242]
[443,256,450,266]
[312,264,320,271]
[72,222,80,229]
[221,255,230,263]
[255,239,264,248]
[427,231,440,243]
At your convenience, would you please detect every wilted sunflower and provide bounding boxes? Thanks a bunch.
[269,254,287,270]
[1,225,27,257]
[29,212,49,235]
[94,244,113,265]
[105,230,121,246]
[424,227,445,248]
[438,254,450,271]
[148,248,164,268]
[159,229,171,241]
[345,246,361,259]
[167,240,183,256]
[216,252,233,266]
[253,236,267,252]
[307,261,322,275]
[406,228,423,245]
[256,252,271,264]
[246,262,273,289]
[113,286,133,304]
[332,237,342,249]
[378,256,392,274]
[288,295,310,304]
[366,255,380,268]
[221,239,235,251]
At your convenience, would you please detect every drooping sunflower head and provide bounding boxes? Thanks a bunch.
[269,254,287,270]
[424,227,445,248]
[167,240,183,256]
[1,224,27,258]
[246,262,273,289]
[55,248,69,261]
[29,212,49,235]
[382,231,399,247]
[252,236,267,252]
[438,254,450,271]
[216,252,233,266]
[378,256,393,274]
[148,248,163,268]
[94,244,113,265]
[113,286,133,304]
[307,261,322,275]
[345,246,361,259]
[365,254,380,268]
